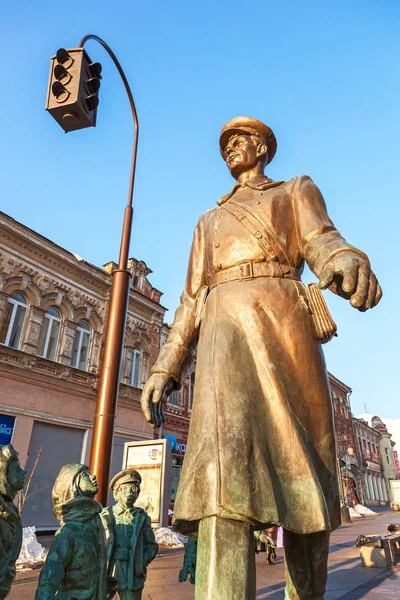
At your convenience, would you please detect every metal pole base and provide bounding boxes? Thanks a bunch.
[341,505,352,524]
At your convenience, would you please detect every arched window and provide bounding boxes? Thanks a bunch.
[126,346,142,388]
[38,307,61,361]
[70,320,91,370]
[0,292,27,349]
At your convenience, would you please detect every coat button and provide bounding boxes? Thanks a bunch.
[258,192,263,196]
[256,201,261,205]
[217,263,222,269]
[215,243,220,248]
[216,215,220,220]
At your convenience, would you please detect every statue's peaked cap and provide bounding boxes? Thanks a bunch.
[219,116,277,165]
[110,468,142,490]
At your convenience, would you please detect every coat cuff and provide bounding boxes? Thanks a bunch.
[151,343,189,385]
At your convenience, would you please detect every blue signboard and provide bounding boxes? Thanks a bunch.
[0,415,15,446]
[164,434,177,451]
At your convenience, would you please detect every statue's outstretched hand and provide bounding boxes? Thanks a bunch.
[319,253,382,311]
[140,373,175,428]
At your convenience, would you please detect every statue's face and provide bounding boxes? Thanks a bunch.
[114,482,139,509]
[224,134,266,178]
[76,468,98,498]
[7,459,26,492]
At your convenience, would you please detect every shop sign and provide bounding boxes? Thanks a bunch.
[164,434,186,454]
[123,439,171,528]
[0,415,15,446]
[366,461,381,472]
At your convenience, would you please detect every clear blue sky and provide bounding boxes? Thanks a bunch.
[2,1,399,418]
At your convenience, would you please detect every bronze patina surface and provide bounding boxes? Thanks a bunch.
[0,445,26,600]
[35,464,112,600]
[141,116,382,599]
[101,469,158,600]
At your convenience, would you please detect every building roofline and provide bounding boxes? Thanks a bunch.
[0,211,167,312]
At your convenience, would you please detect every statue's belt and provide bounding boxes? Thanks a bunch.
[209,261,300,290]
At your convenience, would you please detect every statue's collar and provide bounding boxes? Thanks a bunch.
[114,503,143,516]
[218,175,284,205]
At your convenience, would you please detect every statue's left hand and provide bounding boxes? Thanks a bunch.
[319,253,382,311]
[179,566,195,584]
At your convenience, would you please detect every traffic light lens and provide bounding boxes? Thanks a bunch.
[62,112,79,125]
[84,95,99,112]
[52,81,69,103]
[56,48,74,69]
[85,78,101,95]
[54,64,71,85]
[88,62,102,79]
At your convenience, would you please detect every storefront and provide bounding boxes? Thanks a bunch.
[164,434,187,520]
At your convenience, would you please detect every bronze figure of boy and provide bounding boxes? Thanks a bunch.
[0,445,26,600]
[141,116,382,599]
[102,469,158,600]
[35,463,112,600]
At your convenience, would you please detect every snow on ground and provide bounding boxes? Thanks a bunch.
[353,503,378,516]
[155,527,186,548]
[17,527,47,568]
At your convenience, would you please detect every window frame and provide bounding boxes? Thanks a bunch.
[71,320,91,371]
[39,307,62,360]
[1,292,28,349]
[129,346,142,388]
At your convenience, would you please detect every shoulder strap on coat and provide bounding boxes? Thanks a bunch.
[221,201,294,271]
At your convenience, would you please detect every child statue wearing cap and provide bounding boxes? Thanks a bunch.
[35,463,115,600]
[101,469,158,600]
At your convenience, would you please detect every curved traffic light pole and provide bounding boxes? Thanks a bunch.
[78,35,139,505]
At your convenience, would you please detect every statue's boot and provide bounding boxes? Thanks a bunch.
[195,516,256,600]
[283,529,330,600]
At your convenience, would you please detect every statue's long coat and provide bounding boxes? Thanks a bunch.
[152,175,368,535]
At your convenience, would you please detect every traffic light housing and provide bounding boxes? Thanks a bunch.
[45,48,102,133]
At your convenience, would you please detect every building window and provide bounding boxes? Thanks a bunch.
[130,347,142,388]
[169,390,180,406]
[189,372,195,410]
[125,346,142,388]
[71,320,91,370]
[0,292,27,349]
[38,307,61,361]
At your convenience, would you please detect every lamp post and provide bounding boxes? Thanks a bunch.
[45,35,139,505]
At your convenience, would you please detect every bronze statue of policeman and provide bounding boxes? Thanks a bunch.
[141,116,382,599]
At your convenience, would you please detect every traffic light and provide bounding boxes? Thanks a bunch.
[45,48,102,133]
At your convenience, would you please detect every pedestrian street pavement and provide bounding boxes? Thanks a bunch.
[10,507,400,599]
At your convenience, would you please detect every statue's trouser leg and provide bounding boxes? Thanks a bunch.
[283,529,330,600]
[195,516,256,600]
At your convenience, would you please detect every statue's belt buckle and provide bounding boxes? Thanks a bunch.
[239,262,254,280]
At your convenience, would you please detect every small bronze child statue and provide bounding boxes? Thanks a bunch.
[0,445,26,600]
[35,463,114,600]
[102,469,158,600]
[179,536,197,585]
